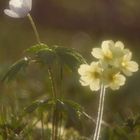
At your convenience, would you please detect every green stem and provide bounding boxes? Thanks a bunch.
[52,108,59,140]
[58,113,63,140]
[41,113,45,140]
[60,65,63,99]
[48,67,57,100]
[48,67,58,140]
[54,110,59,140]
[27,14,41,44]
[92,85,106,140]
[52,109,56,140]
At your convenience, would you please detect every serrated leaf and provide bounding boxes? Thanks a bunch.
[26,43,49,53]
[54,46,86,71]
[2,57,29,82]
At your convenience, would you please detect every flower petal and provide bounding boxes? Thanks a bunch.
[115,74,126,86]
[79,79,89,86]
[102,45,113,60]
[101,40,114,49]
[91,48,102,59]
[24,0,32,11]
[127,61,139,72]
[123,52,132,61]
[89,80,100,91]
[122,69,132,76]
[109,84,120,90]
[90,62,102,74]
[80,76,92,84]
[4,9,20,18]
[109,74,126,90]
[78,64,89,75]
[9,0,22,9]
[5,0,31,18]
[115,41,124,49]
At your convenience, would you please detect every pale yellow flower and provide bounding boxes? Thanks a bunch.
[114,41,124,49]
[78,62,102,91]
[120,51,139,76]
[79,40,138,91]
[91,40,114,61]
[91,40,126,67]
[91,40,126,62]
[103,69,126,90]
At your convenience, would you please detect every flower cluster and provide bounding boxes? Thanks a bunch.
[78,40,139,91]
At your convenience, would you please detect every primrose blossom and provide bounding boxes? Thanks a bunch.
[119,51,139,76]
[78,62,102,91]
[78,40,139,91]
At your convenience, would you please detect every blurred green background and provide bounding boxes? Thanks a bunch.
[0,0,140,138]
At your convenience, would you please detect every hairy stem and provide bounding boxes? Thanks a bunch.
[27,14,41,44]
[92,85,106,140]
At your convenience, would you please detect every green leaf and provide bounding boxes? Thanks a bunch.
[26,43,56,65]
[56,99,84,123]
[1,57,29,82]
[24,98,53,114]
[63,99,83,113]
[26,44,86,70]
[54,46,86,71]
[36,49,56,65]
[26,43,49,53]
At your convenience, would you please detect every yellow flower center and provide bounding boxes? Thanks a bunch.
[104,51,113,60]
[121,62,126,67]
[108,73,116,83]
[121,61,128,68]
[90,71,100,79]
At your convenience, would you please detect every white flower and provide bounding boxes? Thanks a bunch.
[120,51,139,76]
[4,0,32,18]
[103,68,126,90]
[78,62,102,91]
